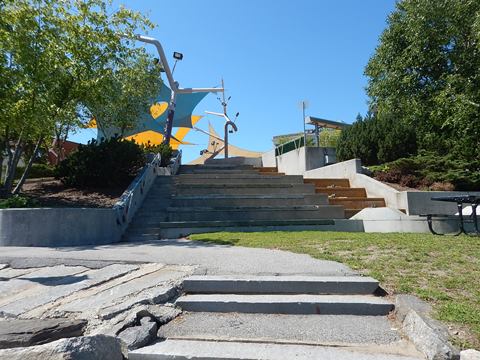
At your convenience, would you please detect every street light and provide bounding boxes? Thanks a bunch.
[122,34,223,145]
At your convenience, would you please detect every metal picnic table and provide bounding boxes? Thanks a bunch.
[427,195,480,236]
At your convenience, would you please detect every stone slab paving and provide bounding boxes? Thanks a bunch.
[0,264,139,316]
[158,312,401,345]
[0,262,194,336]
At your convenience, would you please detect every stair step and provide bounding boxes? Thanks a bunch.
[164,176,305,185]
[304,178,350,187]
[134,205,344,222]
[157,312,402,348]
[175,294,394,315]
[316,187,367,197]
[162,183,316,196]
[330,198,386,209]
[130,339,420,360]
[183,275,379,294]
[167,194,328,207]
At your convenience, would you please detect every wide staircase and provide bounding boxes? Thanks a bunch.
[130,275,421,359]
[124,164,347,240]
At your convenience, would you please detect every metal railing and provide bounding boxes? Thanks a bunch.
[275,136,305,157]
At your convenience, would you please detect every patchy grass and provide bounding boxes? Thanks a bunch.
[189,231,480,349]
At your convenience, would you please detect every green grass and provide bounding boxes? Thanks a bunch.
[189,231,480,349]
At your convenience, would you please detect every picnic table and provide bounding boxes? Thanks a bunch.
[426,195,479,235]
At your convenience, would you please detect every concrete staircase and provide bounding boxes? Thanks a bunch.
[124,164,346,240]
[129,275,421,360]
[304,178,386,218]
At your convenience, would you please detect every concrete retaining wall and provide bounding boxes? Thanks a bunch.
[261,149,276,167]
[277,147,336,175]
[0,152,178,247]
[0,208,122,247]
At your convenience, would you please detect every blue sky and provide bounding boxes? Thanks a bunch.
[71,0,397,163]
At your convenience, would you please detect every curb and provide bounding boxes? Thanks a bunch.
[395,294,460,360]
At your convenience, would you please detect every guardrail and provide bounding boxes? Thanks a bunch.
[275,136,305,156]
[113,153,163,228]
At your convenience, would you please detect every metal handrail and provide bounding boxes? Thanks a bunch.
[275,135,306,156]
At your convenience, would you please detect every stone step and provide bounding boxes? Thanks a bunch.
[124,219,339,239]
[156,312,403,348]
[175,294,394,316]
[161,176,305,185]
[133,205,345,223]
[304,178,351,187]
[183,275,379,294]
[316,187,367,197]
[330,198,386,209]
[167,194,329,207]
[155,183,316,196]
[130,339,421,360]
[179,165,254,173]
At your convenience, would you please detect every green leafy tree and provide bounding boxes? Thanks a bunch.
[365,0,480,161]
[0,0,158,195]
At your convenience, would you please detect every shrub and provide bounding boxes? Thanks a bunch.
[371,152,480,191]
[142,143,173,167]
[55,138,146,187]
[337,113,417,165]
[15,164,55,179]
[0,195,39,209]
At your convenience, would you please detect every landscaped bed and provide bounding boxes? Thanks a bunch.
[189,231,480,349]
[21,178,125,208]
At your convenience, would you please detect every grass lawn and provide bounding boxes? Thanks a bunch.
[189,231,480,349]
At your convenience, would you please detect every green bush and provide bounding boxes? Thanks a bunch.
[0,195,39,209]
[337,113,417,165]
[55,137,146,187]
[15,164,55,179]
[371,152,480,191]
[142,143,173,167]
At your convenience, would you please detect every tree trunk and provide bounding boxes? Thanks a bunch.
[13,136,44,195]
[3,137,24,195]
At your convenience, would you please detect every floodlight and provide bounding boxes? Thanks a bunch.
[173,52,183,60]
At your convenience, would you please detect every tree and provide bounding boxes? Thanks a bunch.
[365,0,480,161]
[0,0,158,195]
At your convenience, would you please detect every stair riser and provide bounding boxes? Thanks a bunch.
[133,207,344,223]
[183,280,379,295]
[124,225,342,242]
[304,178,350,187]
[316,188,367,197]
[176,300,393,316]
[330,199,386,209]
[161,177,305,185]
[168,197,328,207]
[164,186,316,196]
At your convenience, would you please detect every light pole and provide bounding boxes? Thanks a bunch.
[124,35,224,145]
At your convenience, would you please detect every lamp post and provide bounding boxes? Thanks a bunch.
[124,35,224,145]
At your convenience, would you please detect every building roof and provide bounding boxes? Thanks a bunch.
[305,116,350,129]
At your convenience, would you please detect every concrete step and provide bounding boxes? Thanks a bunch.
[316,187,367,197]
[125,219,340,239]
[168,194,329,207]
[163,175,305,185]
[179,165,254,173]
[330,198,386,209]
[130,339,421,360]
[255,167,278,172]
[156,312,404,348]
[158,183,316,196]
[134,205,345,222]
[175,294,394,315]
[304,178,351,187]
[183,275,379,294]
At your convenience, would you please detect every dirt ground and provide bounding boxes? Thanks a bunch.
[20,178,125,208]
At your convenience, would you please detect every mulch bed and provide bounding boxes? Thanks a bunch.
[20,178,126,208]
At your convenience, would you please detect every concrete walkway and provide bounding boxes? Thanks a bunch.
[0,238,354,276]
